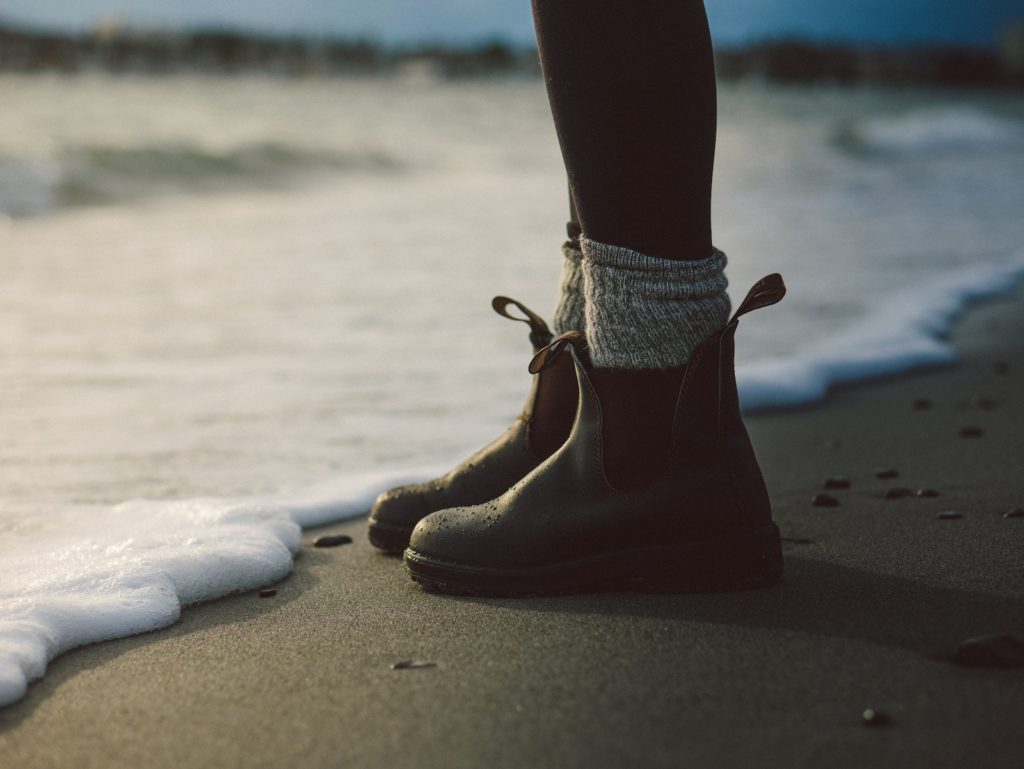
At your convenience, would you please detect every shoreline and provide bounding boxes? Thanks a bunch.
[2,287,1023,768]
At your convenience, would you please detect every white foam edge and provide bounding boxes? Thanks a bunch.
[738,256,1024,411]
[0,467,441,708]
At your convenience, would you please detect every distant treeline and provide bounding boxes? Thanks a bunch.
[1,22,1021,87]
[716,40,1020,87]
[0,24,539,78]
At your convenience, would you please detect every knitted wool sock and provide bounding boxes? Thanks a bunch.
[580,237,730,369]
[551,241,586,336]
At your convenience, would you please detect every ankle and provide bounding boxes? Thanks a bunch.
[589,366,685,490]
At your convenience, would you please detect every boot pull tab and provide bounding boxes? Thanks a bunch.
[529,331,586,374]
[728,273,786,326]
[492,296,554,349]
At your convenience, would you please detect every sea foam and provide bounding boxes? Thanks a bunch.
[0,141,401,217]
[738,257,1024,411]
[837,107,1024,155]
[0,470,433,708]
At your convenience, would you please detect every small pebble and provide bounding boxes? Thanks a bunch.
[314,534,353,548]
[862,708,890,727]
[258,588,277,598]
[392,660,437,670]
[884,488,912,500]
[823,476,851,490]
[936,511,963,520]
[953,634,1024,668]
[915,488,940,498]
[875,468,899,480]
[1003,507,1024,519]
[812,493,840,508]
[911,398,932,410]
[959,426,984,438]
[993,361,1010,375]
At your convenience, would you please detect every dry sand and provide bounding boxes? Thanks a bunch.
[2,291,1022,769]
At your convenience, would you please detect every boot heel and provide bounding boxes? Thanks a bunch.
[637,525,783,593]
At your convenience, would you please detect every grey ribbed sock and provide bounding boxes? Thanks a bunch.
[580,237,730,369]
[551,241,586,336]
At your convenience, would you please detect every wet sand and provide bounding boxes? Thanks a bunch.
[2,290,1023,769]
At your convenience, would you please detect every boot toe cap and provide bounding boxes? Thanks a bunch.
[407,502,514,565]
[369,484,434,528]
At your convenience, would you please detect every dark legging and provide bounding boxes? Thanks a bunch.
[532,0,717,262]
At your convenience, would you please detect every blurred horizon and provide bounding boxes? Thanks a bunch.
[1,0,1022,49]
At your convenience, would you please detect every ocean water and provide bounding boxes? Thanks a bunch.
[1,74,1023,706]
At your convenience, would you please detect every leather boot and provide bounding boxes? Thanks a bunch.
[404,274,787,596]
[368,297,579,553]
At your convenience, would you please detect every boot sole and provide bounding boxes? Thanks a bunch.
[404,524,783,597]
[367,519,414,555]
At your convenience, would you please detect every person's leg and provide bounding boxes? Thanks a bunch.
[534,0,728,487]
[532,0,717,262]
[566,184,582,245]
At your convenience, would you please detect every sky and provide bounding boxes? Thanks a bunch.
[1,1,1021,48]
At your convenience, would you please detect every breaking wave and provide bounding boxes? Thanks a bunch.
[0,141,403,217]
[835,107,1024,156]
[738,256,1024,411]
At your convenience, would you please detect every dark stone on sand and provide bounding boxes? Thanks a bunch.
[258,589,277,598]
[812,493,840,508]
[862,708,890,727]
[916,488,940,498]
[884,488,912,500]
[391,660,437,670]
[313,534,353,548]
[993,360,1010,375]
[959,426,984,438]
[875,468,899,480]
[823,476,851,490]
[912,398,932,410]
[953,634,1024,668]
[936,511,963,520]
[1003,507,1024,519]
